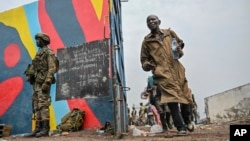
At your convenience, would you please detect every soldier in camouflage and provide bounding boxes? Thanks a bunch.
[25,33,57,137]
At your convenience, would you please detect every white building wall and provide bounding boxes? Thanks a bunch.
[205,83,250,123]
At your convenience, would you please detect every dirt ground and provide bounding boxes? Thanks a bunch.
[2,119,249,141]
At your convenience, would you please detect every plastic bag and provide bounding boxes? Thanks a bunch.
[132,127,142,136]
[150,124,163,133]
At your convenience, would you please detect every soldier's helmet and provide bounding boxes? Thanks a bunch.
[35,33,50,45]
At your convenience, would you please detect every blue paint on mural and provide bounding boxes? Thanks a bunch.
[45,0,86,46]
[0,24,33,134]
[24,1,41,51]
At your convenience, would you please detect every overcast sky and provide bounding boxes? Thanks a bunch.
[1,0,250,118]
[121,0,250,118]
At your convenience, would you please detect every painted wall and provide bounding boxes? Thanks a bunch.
[0,0,127,135]
[205,83,250,123]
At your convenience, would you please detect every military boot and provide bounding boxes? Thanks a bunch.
[24,121,42,137]
[35,120,50,137]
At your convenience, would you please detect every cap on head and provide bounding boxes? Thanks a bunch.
[35,33,50,45]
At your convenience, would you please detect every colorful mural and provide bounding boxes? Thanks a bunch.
[0,0,115,135]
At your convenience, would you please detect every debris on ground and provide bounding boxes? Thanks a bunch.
[2,119,249,141]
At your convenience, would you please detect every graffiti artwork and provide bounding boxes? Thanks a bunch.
[0,0,113,135]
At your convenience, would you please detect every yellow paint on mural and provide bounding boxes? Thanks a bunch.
[91,0,103,21]
[109,0,113,12]
[32,114,35,131]
[49,105,57,130]
[0,7,36,59]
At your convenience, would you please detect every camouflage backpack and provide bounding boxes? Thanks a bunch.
[50,53,59,84]
[56,108,85,132]
[46,48,59,73]
[44,48,59,84]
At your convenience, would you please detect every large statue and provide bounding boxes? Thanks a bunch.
[24,33,58,137]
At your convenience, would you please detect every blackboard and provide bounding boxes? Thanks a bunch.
[56,39,110,101]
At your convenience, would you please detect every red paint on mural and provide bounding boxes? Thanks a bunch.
[67,98,102,128]
[38,0,65,53]
[72,0,109,42]
[4,43,21,68]
[0,77,23,116]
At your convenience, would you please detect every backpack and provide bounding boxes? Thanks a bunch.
[47,48,59,73]
[46,49,59,84]
[52,55,59,73]
[56,108,85,132]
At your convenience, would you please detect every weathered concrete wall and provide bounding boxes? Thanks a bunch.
[205,83,250,123]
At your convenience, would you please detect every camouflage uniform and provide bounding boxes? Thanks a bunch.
[138,103,147,124]
[131,107,137,125]
[32,45,57,121]
[25,33,57,137]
